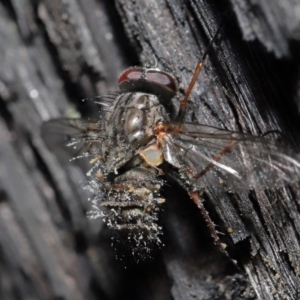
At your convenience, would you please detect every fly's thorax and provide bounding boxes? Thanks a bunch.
[109,92,170,143]
[98,92,170,174]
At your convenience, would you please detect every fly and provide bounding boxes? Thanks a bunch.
[41,25,300,261]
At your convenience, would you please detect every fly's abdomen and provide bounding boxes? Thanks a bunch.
[99,167,165,259]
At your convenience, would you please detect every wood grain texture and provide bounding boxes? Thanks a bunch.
[0,0,300,299]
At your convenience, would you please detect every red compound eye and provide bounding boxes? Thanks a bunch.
[118,67,178,99]
[145,70,177,92]
[118,68,144,83]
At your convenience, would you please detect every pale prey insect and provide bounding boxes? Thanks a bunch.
[41,28,300,261]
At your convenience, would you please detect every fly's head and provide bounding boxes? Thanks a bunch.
[118,67,178,102]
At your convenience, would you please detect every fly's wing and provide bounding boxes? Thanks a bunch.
[40,93,118,164]
[161,122,300,192]
[41,118,105,165]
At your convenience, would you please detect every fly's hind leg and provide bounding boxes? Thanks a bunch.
[189,191,229,255]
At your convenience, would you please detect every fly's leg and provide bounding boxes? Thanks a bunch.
[172,138,237,180]
[181,141,239,255]
[176,24,223,122]
[193,140,237,179]
[189,191,228,254]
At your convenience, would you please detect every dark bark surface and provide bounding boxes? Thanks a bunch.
[0,0,300,299]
